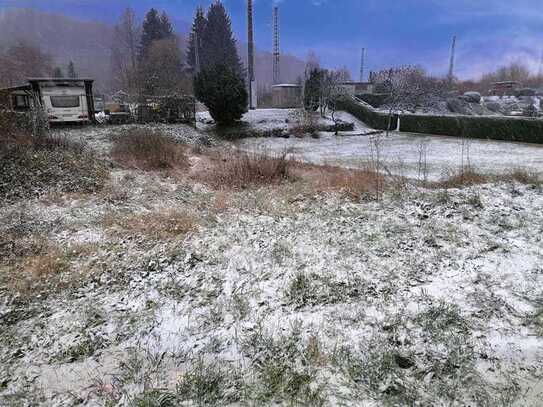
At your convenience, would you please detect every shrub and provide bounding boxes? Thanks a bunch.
[355,93,389,108]
[194,64,248,125]
[338,96,543,143]
[0,134,107,202]
[203,150,291,189]
[336,96,397,130]
[111,128,189,170]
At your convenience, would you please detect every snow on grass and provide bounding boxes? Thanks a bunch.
[2,176,543,405]
[2,120,543,405]
[234,130,543,181]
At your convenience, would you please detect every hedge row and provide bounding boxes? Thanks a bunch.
[336,97,398,130]
[337,97,543,144]
[355,93,389,108]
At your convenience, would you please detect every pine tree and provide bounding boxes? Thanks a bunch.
[194,2,247,124]
[160,12,173,37]
[187,7,207,72]
[67,60,76,78]
[139,8,173,61]
[200,1,243,75]
[304,68,323,111]
[195,64,247,124]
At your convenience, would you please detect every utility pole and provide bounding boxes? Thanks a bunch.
[273,6,280,85]
[247,0,257,109]
[448,35,457,86]
[360,48,366,82]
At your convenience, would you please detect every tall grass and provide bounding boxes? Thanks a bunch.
[111,128,189,170]
[203,150,291,189]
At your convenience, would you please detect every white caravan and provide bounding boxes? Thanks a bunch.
[28,78,95,124]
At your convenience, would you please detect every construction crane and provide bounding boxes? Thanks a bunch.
[360,48,366,82]
[247,0,256,109]
[273,6,281,85]
[448,35,457,85]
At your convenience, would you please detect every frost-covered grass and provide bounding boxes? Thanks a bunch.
[1,122,543,406]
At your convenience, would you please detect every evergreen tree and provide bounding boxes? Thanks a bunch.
[187,6,207,72]
[67,60,76,78]
[140,37,185,95]
[53,67,64,78]
[160,12,173,37]
[195,64,247,124]
[139,8,173,60]
[304,68,323,111]
[194,1,247,124]
[200,1,243,74]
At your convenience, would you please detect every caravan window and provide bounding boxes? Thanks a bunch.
[50,96,80,108]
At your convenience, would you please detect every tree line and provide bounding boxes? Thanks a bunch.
[0,43,78,87]
[111,2,247,124]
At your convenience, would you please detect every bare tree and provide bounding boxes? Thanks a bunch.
[0,42,53,87]
[319,70,344,132]
[373,65,448,135]
[111,8,139,94]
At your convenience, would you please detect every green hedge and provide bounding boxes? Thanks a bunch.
[337,97,543,144]
[355,93,389,108]
[336,97,397,130]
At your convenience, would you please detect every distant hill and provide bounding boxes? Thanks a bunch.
[0,8,306,94]
[0,8,113,92]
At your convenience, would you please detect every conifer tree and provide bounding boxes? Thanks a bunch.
[187,6,207,72]
[194,1,247,124]
[139,8,173,60]
[195,64,247,125]
[200,1,243,74]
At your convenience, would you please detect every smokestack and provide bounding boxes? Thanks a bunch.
[273,6,280,85]
[247,0,257,109]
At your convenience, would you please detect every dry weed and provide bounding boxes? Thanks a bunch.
[201,150,291,190]
[103,209,198,238]
[111,128,189,170]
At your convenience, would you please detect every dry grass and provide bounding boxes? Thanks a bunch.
[436,168,490,189]
[22,250,70,280]
[201,150,292,190]
[504,168,542,185]
[290,162,387,200]
[111,129,189,170]
[3,247,73,298]
[102,209,198,239]
[435,167,542,189]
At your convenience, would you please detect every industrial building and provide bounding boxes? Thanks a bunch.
[272,84,302,108]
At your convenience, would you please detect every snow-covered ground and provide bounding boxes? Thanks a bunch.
[2,117,543,405]
[2,173,543,405]
[235,130,543,181]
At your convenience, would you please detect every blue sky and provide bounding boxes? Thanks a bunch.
[1,0,542,80]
